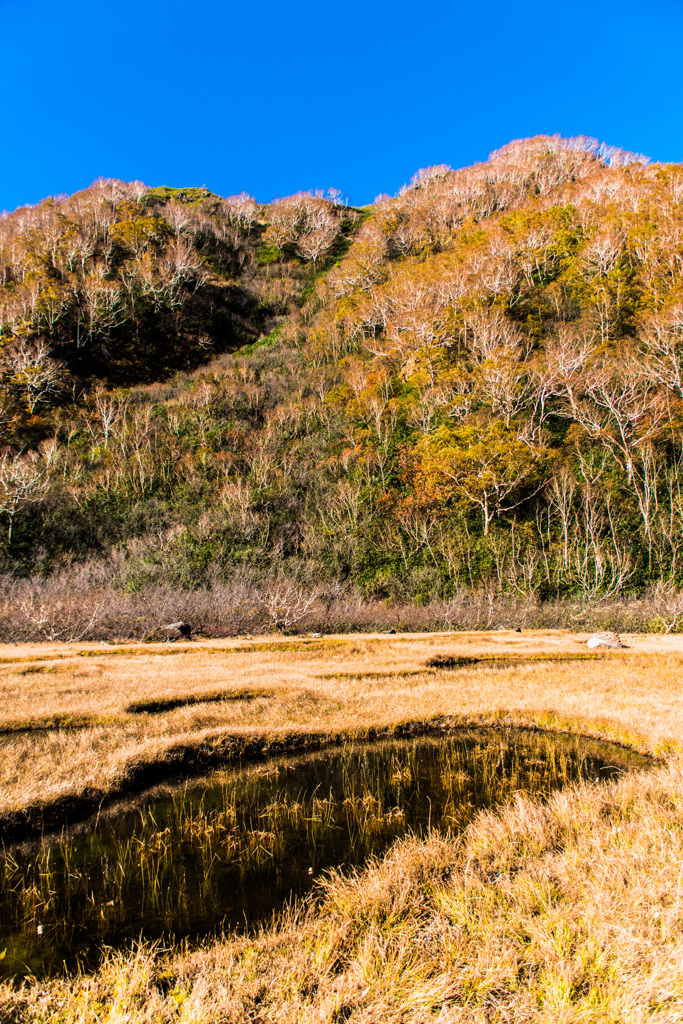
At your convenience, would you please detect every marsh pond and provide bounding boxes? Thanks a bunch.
[0,728,652,978]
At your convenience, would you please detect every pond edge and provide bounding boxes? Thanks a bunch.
[0,711,663,848]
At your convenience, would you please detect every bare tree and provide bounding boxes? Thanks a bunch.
[297,219,338,268]
[18,591,102,641]
[0,453,46,542]
[652,579,683,634]
[222,193,260,233]
[641,304,683,397]
[5,338,66,413]
[326,188,345,206]
[256,578,323,633]
[138,238,208,311]
[75,274,125,347]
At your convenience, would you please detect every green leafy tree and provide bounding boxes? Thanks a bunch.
[418,420,548,535]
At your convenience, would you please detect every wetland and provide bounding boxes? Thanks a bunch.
[1,632,683,1021]
[0,727,652,980]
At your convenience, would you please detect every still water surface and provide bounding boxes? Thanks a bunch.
[0,729,651,978]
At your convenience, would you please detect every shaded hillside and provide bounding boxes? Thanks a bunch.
[0,181,361,386]
[2,135,683,637]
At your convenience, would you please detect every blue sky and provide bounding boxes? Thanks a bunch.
[1,0,682,211]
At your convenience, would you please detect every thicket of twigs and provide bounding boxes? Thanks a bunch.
[0,563,681,641]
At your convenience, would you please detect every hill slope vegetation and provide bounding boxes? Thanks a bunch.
[1,135,683,637]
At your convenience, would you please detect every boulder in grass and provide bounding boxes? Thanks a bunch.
[161,621,192,640]
[587,631,623,650]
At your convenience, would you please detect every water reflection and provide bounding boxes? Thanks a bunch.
[0,729,651,978]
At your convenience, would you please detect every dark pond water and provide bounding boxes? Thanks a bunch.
[0,729,652,979]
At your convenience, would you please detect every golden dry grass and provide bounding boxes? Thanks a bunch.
[2,630,683,1022]
[3,760,683,1022]
[0,630,682,821]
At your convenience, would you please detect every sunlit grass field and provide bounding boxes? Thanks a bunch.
[2,629,683,1021]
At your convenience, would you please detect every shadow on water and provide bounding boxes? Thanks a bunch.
[0,729,652,979]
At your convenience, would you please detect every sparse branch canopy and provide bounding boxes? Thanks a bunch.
[256,579,323,633]
[4,337,67,412]
[0,452,46,542]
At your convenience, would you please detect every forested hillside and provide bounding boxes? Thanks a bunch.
[2,135,683,638]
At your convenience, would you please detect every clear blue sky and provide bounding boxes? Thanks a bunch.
[1,0,682,212]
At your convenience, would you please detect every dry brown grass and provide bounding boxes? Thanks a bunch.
[2,630,683,1021]
[3,760,683,1021]
[1,630,682,824]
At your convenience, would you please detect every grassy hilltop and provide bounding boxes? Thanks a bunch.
[1,136,683,636]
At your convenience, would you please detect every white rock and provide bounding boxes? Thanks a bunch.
[587,632,623,649]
